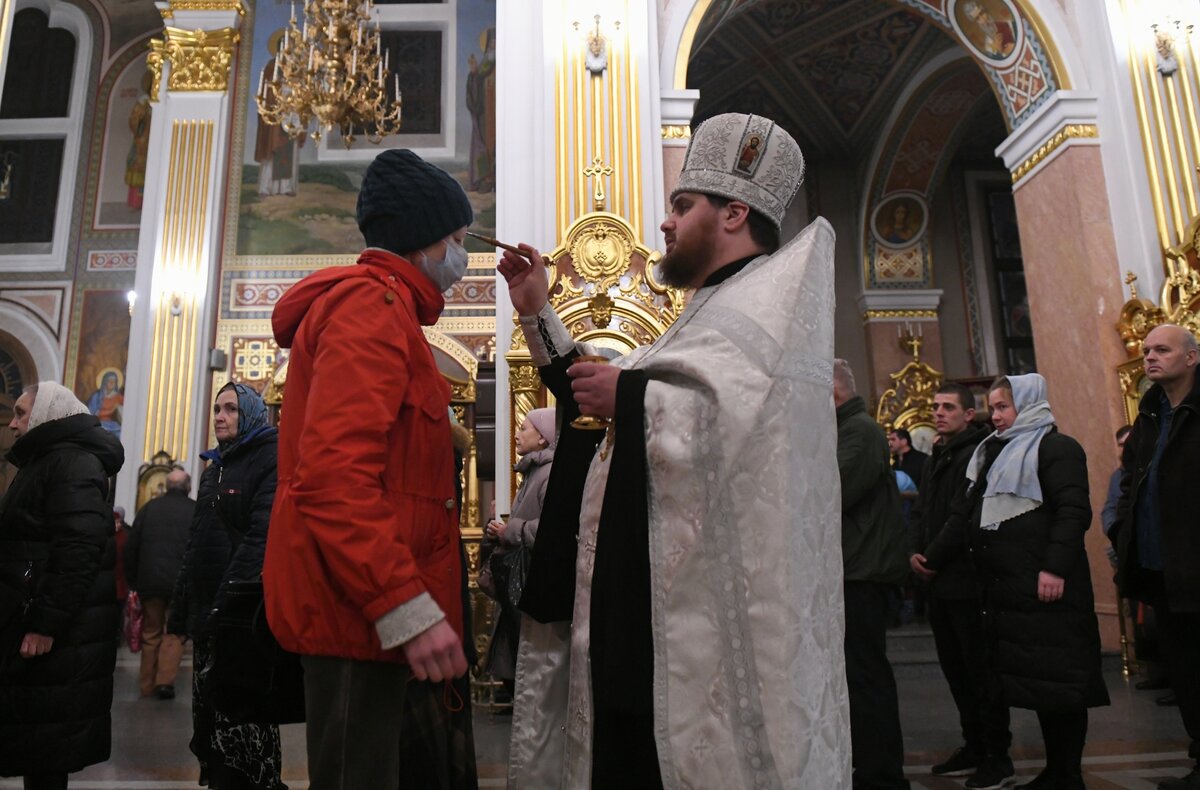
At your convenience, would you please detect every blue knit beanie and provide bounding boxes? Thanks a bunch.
[356,149,474,256]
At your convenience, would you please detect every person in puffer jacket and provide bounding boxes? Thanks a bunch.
[0,381,124,790]
[169,382,285,790]
[925,374,1109,790]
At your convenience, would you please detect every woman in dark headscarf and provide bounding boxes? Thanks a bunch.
[168,383,285,790]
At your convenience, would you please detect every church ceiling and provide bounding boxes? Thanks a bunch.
[688,0,969,160]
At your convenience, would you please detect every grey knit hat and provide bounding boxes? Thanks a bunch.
[356,149,473,255]
[671,113,804,229]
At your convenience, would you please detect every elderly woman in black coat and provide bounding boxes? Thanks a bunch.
[168,382,284,790]
[927,373,1109,790]
[0,382,124,790]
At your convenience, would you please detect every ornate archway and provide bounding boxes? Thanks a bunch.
[663,0,1076,131]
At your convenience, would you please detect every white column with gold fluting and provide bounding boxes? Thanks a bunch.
[118,1,244,511]
[494,0,663,511]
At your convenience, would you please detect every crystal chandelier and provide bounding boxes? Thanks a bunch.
[256,0,401,148]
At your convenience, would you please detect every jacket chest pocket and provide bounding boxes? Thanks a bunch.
[213,489,246,542]
[392,382,453,499]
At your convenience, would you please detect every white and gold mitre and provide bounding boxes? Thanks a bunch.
[671,113,805,230]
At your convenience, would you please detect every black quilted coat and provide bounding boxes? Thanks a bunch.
[0,413,124,776]
[927,430,1109,711]
[168,428,277,640]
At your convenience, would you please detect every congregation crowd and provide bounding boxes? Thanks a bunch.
[0,112,1197,790]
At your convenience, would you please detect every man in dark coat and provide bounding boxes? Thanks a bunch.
[909,383,1011,784]
[1113,323,1200,790]
[125,467,193,700]
[834,359,911,790]
[889,426,928,485]
[0,381,124,790]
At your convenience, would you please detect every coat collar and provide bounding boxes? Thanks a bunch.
[1138,368,1200,417]
[358,247,446,326]
[835,395,866,423]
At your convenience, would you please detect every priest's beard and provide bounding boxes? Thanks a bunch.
[659,228,716,288]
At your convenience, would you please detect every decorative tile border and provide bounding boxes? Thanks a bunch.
[87,250,138,271]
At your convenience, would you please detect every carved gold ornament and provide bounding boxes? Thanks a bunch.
[1010,124,1098,184]
[147,27,240,100]
[863,309,938,321]
[661,124,691,139]
[506,209,684,497]
[160,0,246,17]
[875,331,942,439]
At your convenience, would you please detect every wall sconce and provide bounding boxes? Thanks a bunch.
[169,292,183,317]
[126,290,137,317]
[573,14,619,76]
[0,151,16,202]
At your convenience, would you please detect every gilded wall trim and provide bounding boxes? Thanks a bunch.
[143,119,215,463]
[661,124,691,139]
[863,309,939,321]
[1009,123,1099,184]
[162,0,246,18]
[555,13,642,240]
[147,27,240,100]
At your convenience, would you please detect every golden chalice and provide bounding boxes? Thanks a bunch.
[570,355,612,431]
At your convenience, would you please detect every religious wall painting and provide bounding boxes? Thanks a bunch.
[872,192,927,249]
[236,0,496,257]
[949,0,1024,69]
[95,56,152,229]
[466,27,495,193]
[72,290,131,439]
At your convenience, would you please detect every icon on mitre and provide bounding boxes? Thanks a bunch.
[736,135,763,175]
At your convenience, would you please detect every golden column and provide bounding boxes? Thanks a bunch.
[117,0,245,510]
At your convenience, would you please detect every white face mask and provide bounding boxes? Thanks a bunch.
[417,238,469,293]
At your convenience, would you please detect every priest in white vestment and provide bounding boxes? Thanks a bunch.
[499,112,851,789]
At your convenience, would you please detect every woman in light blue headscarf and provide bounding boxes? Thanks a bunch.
[926,373,1108,790]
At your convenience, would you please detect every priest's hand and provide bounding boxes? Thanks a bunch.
[1037,570,1064,603]
[402,619,468,682]
[569,362,620,419]
[498,244,549,316]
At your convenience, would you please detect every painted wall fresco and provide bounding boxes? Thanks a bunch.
[95,56,152,229]
[236,0,497,256]
[71,290,130,439]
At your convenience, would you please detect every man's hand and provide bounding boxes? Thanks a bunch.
[1037,570,1065,603]
[485,519,507,540]
[402,619,467,682]
[498,244,550,316]
[569,363,621,419]
[910,553,936,580]
[19,633,53,658]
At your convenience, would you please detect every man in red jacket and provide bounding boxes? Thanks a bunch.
[265,149,470,789]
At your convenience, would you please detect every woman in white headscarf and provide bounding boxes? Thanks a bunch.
[0,382,124,789]
[925,374,1108,790]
